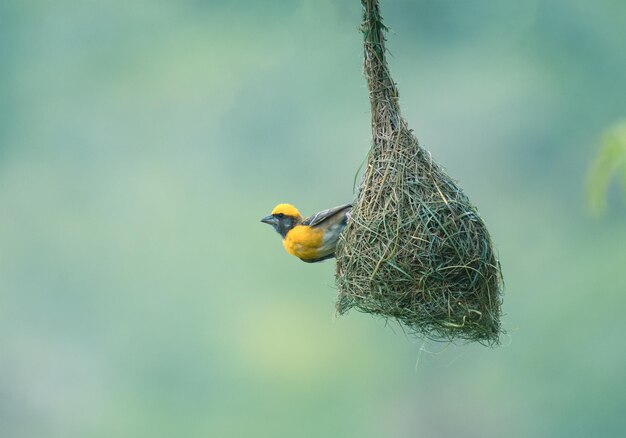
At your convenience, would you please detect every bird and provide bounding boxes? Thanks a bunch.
[261,203,352,263]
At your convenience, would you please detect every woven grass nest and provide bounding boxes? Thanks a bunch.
[335,0,503,345]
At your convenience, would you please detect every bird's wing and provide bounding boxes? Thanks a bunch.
[302,204,352,228]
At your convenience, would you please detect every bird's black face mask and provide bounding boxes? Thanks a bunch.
[260,214,296,238]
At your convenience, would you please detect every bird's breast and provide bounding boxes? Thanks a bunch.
[282,226,324,260]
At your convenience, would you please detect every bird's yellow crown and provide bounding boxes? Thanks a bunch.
[271,203,301,218]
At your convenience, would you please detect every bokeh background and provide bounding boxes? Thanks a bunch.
[2,1,625,437]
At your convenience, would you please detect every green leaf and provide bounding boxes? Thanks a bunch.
[586,121,626,215]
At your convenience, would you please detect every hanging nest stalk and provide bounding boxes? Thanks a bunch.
[335,0,503,345]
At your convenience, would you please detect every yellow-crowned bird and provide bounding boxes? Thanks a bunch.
[261,203,352,262]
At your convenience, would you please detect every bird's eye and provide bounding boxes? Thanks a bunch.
[276,213,285,218]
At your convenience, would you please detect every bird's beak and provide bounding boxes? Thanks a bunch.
[260,215,278,226]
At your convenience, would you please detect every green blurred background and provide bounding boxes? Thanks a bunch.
[1,1,625,437]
